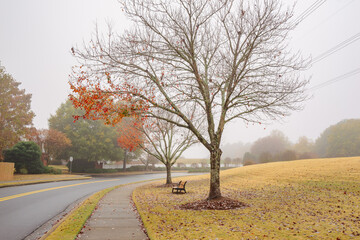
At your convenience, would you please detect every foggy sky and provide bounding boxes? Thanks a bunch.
[1,0,359,158]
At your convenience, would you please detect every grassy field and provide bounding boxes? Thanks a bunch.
[133,157,360,239]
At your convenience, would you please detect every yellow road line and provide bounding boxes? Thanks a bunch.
[0,179,121,202]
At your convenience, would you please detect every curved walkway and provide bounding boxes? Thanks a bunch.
[76,182,149,240]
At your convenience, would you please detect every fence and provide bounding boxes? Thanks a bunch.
[0,162,14,181]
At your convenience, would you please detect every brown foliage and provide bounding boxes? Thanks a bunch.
[26,128,71,163]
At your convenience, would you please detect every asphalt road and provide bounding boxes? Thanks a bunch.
[0,172,199,240]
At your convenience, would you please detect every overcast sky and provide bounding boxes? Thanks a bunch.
[1,0,359,158]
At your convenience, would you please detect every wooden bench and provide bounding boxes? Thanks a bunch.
[172,180,187,193]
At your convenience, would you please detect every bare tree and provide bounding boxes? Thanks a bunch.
[140,113,198,185]
[139,152,159,171]
[70,0,308,199]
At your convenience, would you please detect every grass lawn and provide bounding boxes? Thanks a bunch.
[133,157,360,239]
[12,174,87,181]
[49,164,69,173]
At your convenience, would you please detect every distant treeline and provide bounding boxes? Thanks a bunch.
[221,119,360,165]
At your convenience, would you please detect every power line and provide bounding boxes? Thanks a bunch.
[292,0,327,27]
[308,67,360,91]
[297,0,356,41]
[312,32,360,64]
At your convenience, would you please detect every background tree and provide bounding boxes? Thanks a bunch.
[70,0,308,199]
[4,141,45,174]
[26,128,72,164]
[49,101,123,166]
[139,113,198,184]
[116,117,143,170]
[46,129,72,163]
[139,152,160,171]
[279,150,297,161]
[223,157,232,167]
[250,130,291,162]
[221,141,251,160]
[232,157,243,166]
[315,119,360,158]
[293,136,315,159]
[243,152,256,166]
[0,65,34,160]
[259,151,273,163]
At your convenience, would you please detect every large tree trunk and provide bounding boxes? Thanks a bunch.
[123,149,127,171]
[208,148,222,200]
[165,162,172,185]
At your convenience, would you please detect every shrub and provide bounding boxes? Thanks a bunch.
[44,166,62,174]
[19,168,28,174]
[128,165,148,171]
[84,168,118,173]
[4,141,46,174]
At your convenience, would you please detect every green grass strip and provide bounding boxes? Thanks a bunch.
[45,185,119,240]
[44,178,162,240]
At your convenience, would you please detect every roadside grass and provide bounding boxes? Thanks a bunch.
[45,185,119,240]
[0,174,91,187]
[133,157,360,239]
[12,174,82,181]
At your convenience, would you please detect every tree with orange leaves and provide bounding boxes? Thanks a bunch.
[116,117,143,170]
[70,0,308,200]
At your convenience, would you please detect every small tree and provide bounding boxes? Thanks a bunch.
[140,114,197,184]
[26,128,72,164]
[139,152,159,171]
[4,141,45,174]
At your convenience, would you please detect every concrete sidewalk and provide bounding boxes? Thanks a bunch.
[77,182,149,240]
